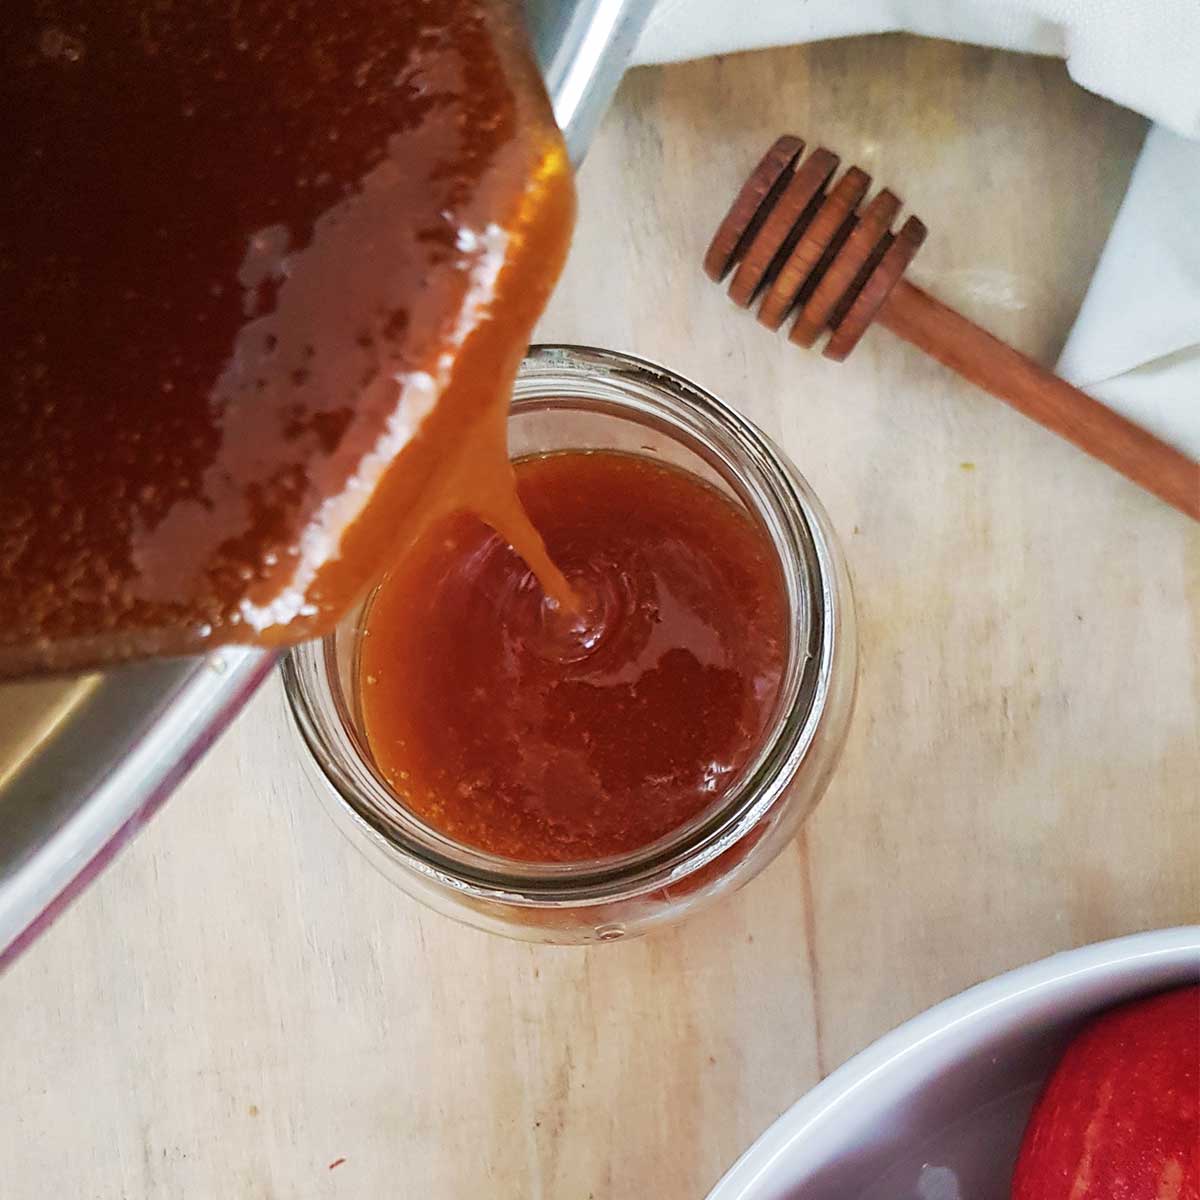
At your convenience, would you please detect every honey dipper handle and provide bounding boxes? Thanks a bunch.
[878,280,1200,520]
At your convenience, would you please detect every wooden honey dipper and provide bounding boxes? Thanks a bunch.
[705,136,1200,521]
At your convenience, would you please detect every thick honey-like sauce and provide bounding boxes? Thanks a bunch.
[360,452,789,862]
[1,0,572,676]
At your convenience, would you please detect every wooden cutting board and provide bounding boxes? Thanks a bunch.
[1,34,1195,1200]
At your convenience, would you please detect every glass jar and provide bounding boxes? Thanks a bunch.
[283,345,856,943]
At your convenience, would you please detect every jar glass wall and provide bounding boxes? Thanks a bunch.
[284,345,856,943]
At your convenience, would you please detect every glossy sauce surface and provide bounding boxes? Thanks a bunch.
[360,452,789,862]
[1,0,572,675]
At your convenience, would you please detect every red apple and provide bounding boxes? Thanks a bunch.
[1012,984,1199,1200]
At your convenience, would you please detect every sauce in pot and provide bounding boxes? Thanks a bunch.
[0,0,572,675]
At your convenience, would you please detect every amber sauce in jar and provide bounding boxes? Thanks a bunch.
[360,451,789,861]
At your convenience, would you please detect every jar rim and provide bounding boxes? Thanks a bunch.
[283,344,846,907]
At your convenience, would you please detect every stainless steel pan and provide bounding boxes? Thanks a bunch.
[0,0,654,964]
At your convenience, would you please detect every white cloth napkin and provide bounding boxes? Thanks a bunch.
[1057,125,1200,460]
[633,0,1200,460]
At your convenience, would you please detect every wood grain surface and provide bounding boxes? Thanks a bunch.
[2,36,1196,1200]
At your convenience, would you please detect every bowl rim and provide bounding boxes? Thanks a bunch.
[707,925,1200,1200]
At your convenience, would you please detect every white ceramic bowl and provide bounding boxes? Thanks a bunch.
[708,926,1200,1200]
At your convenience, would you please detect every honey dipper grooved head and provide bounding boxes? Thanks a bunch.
[705,136,927,359]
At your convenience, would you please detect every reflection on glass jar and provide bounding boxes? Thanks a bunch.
[284,345,857,943]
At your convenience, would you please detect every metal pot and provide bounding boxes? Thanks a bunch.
[0,0,655,965]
